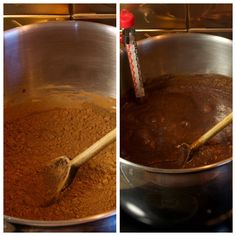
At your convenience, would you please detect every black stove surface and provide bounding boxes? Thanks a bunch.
[120,208,232,232]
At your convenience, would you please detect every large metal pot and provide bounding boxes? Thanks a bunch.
[120,33,232,228]
[4,21,116,232]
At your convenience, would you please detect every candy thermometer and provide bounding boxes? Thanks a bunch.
[120,9,145,98]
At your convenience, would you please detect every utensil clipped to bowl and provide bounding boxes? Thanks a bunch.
[38,128,116,207]
[120,9,145,99]
[177,112,232,165]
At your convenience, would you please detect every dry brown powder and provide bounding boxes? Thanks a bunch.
[4,100,116,220]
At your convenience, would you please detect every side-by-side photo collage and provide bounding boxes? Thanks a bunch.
[3,2,233,233]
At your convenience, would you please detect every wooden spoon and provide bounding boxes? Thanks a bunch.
[177,112,232,165]
[39,128,116,206]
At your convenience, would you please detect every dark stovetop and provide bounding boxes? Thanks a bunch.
[120,208,232,232]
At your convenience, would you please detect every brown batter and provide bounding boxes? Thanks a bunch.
[121,74,232,169]
[4,97,116,220]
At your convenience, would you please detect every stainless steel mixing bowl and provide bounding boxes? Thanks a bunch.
[120,33,232,228]
[4,21,116,232]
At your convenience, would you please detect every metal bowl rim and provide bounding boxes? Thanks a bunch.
[120,157,232,174]
[4,210,116,227]
[137,32,232,46]
[121,32,232,57]
[4,20,116,37]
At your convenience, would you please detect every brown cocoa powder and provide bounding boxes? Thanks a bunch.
[4,99,116,220]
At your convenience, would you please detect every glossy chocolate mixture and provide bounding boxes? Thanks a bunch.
[121,74,232,169]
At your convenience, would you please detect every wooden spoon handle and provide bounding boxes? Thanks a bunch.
[71,128,116,168]
[190,112,232,151]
